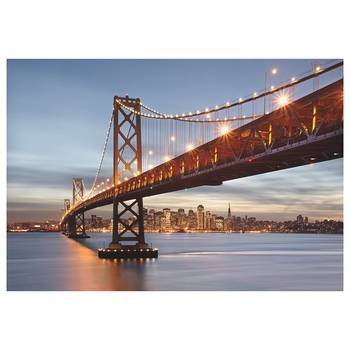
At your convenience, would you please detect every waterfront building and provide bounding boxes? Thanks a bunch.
[197,205,205,230]
[96,216,103,228]
[160,215,167,231]
[163,208,171,231]
[91,214,97,228]
[215,216,224,231]
[211,214,217,230]
[188,209,197,230]
[177,208,186,229]
[205,211,212,230]
[297,215,304,225]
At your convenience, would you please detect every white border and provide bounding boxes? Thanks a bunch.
[1,1,348,350]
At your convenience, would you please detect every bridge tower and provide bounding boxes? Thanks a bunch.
[64,198,71,213]
[67,178,87,237]
[61,199,71,232]
[110,95,147,249]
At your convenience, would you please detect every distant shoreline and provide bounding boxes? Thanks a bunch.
[7,231,343,235]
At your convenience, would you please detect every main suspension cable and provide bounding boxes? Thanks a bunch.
[86,112,114,199]
[116,60,343,122]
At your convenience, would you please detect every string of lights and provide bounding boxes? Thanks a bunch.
[86,112,114,199]
[116,60,342,122]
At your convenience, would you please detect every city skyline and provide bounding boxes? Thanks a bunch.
[7,59,343,223]
[7,201,343,234]
[8,201,343,227]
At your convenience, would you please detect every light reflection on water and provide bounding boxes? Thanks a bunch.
[7,232,343,291]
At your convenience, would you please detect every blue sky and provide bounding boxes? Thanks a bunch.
[7,59,343,223]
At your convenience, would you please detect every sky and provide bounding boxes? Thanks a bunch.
[7,59,343,223]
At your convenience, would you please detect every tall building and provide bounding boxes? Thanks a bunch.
[226,203,233,231]
[160,216,167,231]
[171,211,177,228]
[177,208,185,228]
[297,215,303,225]
[197,205,205,230]
[188,209,197,230]
[163,208,171,231]
[147,209,155,229]
[154,211,163,230]
[96,216,103,228]
[205,211,212,230]
[91,214,97,228]
[211,214,217,230]
[215,216,224,231]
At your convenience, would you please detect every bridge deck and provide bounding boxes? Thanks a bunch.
[62,79,343,223]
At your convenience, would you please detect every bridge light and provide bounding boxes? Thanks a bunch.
[315,65,321,72]
[226,101,230,106]
[271,68,277,75]
[164,156,170,162]
[206,114,210,119]
[334,152,339,156]
[170,135,176,142]
[148,150,153,155]
[238,97,243,103]
[253,92,257,97]
[291,77,296,82]
[270,85,275,91]
[106,178,110,182]
[310,157,316,161]
[186,144,194,151]
[277,93,289,107]
[205,108,209,112]
[124,177,128,181]
[148,164,154,170]
[219,125,230,135]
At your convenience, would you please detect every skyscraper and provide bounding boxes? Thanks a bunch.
[197,205,205,230]
[205,211,212,230]
[188,209,197,230]
[297,215,304,225]
[177,208,185,228]
[91,214,97,228]
[226,203,233,231]
[163,208,171,231]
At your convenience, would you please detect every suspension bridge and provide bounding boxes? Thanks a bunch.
[60,60,343,259]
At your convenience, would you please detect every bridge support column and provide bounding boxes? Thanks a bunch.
[66,178,89,239]
[110,196,146,249]
[98,94,157,259]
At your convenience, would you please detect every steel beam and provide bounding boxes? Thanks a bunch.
[111,96,147,248]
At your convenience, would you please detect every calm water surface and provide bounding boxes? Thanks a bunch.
[7,232,343,291]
